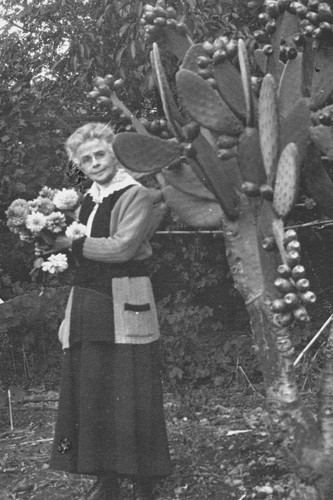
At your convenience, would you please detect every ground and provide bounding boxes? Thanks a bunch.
[0,382,313,500]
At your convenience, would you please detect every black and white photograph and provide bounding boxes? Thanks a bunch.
[1,1,333,499]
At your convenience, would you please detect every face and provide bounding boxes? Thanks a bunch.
[76,138,119,186]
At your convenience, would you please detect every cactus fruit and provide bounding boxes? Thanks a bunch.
[141,2,179,43]
[183,142,197,158]
[262,236,277,251]
[273,143,300,218]
[291,265,306,280]
[286,239,301,253]
[275,337,293,352]
[258,74,280,186]
[293,306,310,323]
[263,44,274,55]
[241,181,261,197]
[271,298,288,312]
[274,277,295,294]
[274,312,294,327]
[272,230,316,324]
[284,228,298,244]
[284,292,299,308]
[183,121,201,141]
[176,69,243,135]
[216,135,239,149]
[299,291,317,304]
[141,116,174,139]
[90,75,126,97]
[256,0,333,47]
[295,278,310,292]
[217,147,238,160]
[286,250,301,267]
[277,264,292,278]
[260,184,274,201]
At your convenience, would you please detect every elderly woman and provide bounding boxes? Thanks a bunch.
[49,122,171,500]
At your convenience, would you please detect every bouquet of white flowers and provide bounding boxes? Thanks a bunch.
[6,186,86,274]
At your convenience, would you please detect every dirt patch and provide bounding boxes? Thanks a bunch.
[0,385,308,500]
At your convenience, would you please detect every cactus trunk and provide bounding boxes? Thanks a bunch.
[222,195,331,499]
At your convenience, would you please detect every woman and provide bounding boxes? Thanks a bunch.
[49,122,171,500]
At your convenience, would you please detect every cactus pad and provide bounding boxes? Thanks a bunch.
[304,148,333,216]
[258,74,280,186]
[238,127,266,185]
[280,98,311,165]
[182,43,208,72]
[164,28,193,62]
[162,185,223,228]
[145,200,168,240]
[310,125,333,161]
[254,49,267,75]
[273,143,300,219]
[278,53,303,120]
[191,134,239,220]
[112,133,182,173]
[151,43,185,129]
[267,11,299,82]
[238,39,254,127]
[161,162,216,201]
[214,60,247,122]
[176,68,242,135]
[311,45,333,110]
[110,94,148,135]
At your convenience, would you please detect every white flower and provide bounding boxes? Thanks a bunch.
[65,221,87,240]
[41,253,68,274]
[38,187,56,199]
[53,188,79,211]
[25,212,47,234]
[46,211,67,233]
[6,199,30,229]
[28,196,55,215]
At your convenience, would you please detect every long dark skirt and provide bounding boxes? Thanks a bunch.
[50,340,171,477]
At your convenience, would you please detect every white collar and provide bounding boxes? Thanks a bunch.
[88,169,139,204]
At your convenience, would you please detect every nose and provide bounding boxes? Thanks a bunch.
[91,155,99,167]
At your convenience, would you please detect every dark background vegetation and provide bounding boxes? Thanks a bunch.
[0,0,333,395]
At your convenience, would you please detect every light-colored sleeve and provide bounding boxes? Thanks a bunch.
[81,185,153,263]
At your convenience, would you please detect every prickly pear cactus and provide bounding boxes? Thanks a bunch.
[88,1,333,496]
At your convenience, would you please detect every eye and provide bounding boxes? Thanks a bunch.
[95,151,106,159]
[80,155,90,164]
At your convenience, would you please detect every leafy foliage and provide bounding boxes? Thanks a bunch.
[0,287,70,387]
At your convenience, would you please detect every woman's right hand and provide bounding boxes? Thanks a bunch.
[34,241,51,257]
[35,234,72,256]
[53,235,73,252]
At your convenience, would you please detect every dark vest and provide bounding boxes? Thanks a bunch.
[69,185,148,344]
[74,186,147,297]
